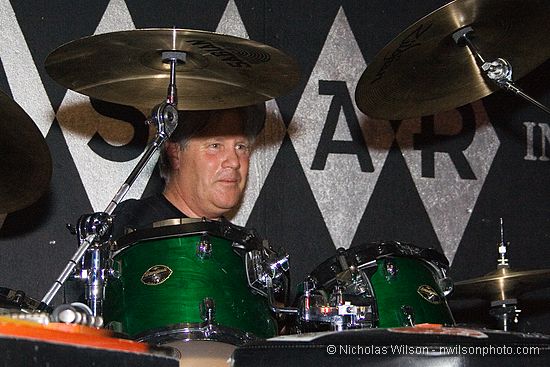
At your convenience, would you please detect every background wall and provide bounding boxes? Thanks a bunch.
[0,0,549,332]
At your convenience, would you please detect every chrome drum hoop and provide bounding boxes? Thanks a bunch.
[135,322,259,346]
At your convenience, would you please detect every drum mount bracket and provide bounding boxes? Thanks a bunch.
[245,241,298,315]
[453,26,550,116]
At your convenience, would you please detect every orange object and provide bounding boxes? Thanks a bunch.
[0,317,151,353]
[389,323,488,339]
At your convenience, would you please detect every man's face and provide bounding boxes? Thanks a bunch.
[170,109,251,219]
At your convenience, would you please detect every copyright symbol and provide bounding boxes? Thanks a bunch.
[327,344,337,355]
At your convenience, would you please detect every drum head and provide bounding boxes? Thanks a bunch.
[164,340,236,367]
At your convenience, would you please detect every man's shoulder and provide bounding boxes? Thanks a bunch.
[112,194,187,233]
[116,195,158,211]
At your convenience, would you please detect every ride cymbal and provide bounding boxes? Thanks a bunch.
[452,267,550,301]
[45,28,300,110]
[0,90,52,213]
[355,0,550,119]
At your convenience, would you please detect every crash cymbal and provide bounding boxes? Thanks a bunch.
[0,90,51,213]
[355,0,550,119]
[452,267,550,301]
[45,28,300,109]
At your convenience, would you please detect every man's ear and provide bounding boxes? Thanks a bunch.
[165,142,181,170]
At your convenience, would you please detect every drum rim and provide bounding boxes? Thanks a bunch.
[134,322,259,346]
[112,217,261,252]
[152,217,204,227]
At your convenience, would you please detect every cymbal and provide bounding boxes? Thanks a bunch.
[355,0,550,119]
[0,90,51,213]
[45,28,300,109]
[452,267,550,301]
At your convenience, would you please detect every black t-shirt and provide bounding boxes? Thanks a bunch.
[111,194,187,240]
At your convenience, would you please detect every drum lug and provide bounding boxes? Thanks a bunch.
[438,276,454,296]
[200,297,216,324]
[303,276,317,294]
[384,260,398,279]
[330,315,345,331]
[196,234,212,259]
[400,305,416,326]
[108,268,120,279]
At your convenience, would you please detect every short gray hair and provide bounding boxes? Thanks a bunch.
[158,104,265,181]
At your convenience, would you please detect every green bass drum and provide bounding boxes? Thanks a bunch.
[103,218,277,346]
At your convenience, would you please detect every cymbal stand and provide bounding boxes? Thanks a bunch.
[489,218,521,331]
[41,49,187,316]
[490,299,520,332]
[453,26,550,117]
[497,218,509,269]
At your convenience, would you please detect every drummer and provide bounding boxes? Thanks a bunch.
[111,105,265,239]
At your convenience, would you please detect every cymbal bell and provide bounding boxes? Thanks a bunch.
[0,90,52,213]
[45,28,300,110]
[355,0,550,119]
[452,267,550,301]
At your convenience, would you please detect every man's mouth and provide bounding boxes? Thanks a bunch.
[218,177,239,184]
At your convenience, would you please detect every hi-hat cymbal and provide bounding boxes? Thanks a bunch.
[45,28,300,109]
[355,0,550,120]
[452,267,550,301]
[0,90,52,213]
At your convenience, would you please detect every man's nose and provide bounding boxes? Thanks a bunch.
[222,147,241,168]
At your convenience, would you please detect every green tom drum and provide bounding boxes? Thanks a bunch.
[308,241,455,328]
[103,218,277,346]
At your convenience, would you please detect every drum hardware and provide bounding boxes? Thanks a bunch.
[245,242,297,316]
[452,26,550,117]
[245,241,288,296]
[137,323,257,346]
[50,303,104,328]
[438,277,454,297]
[196,233,213,259]
[296,273,376,332]
[72,212,113,316]
[309,266,376,330]
[384,259,398,278]
[355,0,550,119]
[0,287,52,314]
[199,298,215,324]
[497,217,509,268]
[336,247,349,273]
[401,305,416,326]
[302,302,372,332]
[489,299,521,332]
[0,89,52,213]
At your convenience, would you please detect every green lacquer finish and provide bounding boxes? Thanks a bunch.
[370,257,454,328]
[103,234,277,338]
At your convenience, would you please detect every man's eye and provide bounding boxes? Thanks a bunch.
[236,144,249,151]
[209,143,220,148]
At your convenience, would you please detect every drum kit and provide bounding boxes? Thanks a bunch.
[2,0,550,365]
